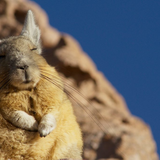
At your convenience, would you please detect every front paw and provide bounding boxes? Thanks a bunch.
[38,114,56,137]
[11,111,38,131]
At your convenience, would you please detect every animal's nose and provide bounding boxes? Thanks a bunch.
[17,65,29,70]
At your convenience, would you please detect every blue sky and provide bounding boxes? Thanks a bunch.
[33,0,160,155]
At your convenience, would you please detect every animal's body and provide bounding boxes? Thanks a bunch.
[0,10,82,159]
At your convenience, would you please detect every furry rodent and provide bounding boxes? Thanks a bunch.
[0,10,83,159]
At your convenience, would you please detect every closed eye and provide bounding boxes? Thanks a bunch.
[31,48,37,51]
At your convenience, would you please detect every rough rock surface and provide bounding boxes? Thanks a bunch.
[0,0,158,160]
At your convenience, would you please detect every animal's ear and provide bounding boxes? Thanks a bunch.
[21,10,41,53]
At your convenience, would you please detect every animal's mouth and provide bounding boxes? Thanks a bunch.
[23,80,32,84]
[20,79,39,89]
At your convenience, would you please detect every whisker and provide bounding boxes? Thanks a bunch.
[0,74,9,88]
[64,88,107,133]
[40,75,64,95]
[0,75,8,84]
[40,73,110,133]
[40,69,107,122]
[40,74,104,129]
[0,79,10,92]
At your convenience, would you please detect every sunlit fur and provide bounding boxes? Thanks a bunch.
[0,11,82,159]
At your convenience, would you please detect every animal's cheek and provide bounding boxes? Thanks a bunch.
[10,70,25,83]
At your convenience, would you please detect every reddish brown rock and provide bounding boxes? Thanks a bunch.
[0,0,158,160]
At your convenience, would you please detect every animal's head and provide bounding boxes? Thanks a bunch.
[0,10,46,90]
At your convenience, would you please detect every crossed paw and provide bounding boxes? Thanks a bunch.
[11,111,56,137]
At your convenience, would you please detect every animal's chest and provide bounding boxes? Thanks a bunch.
[28,91,49,123]
[0,90,46,122]
[27,86,62,123]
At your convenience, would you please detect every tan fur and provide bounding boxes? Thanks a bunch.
[0,10,83,159]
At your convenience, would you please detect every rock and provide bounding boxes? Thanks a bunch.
[0,0,158,160]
